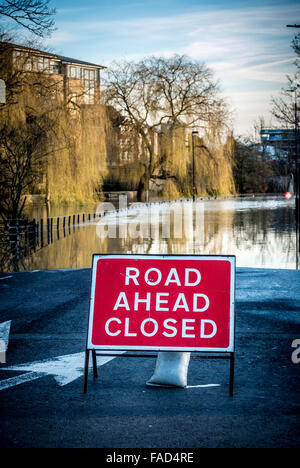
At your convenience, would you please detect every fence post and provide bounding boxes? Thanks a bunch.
[40,218,44,247]
[32,219,37,252]
[63,217,66,237]
[47,218,50,245]
[16,219,20,257]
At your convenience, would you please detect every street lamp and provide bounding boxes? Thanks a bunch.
[192,131,199,202]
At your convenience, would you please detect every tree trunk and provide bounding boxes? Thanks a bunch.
[137,171,149,202]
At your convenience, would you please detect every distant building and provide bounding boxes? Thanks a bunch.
[0,41,106,105]
[260,128,296,155]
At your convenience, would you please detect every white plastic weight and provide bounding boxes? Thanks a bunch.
[146,352,191,388]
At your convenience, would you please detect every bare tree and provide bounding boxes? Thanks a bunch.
[104,55,229,200]
[271,76,298,128]
[0,42,67,220]
[271,32,300,127]
[0,114,55,220]
[230,135,274,194]
[292,33,300,70]
[270,33,300,184]
[0,0,55,37]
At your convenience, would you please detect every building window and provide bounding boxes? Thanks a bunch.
[50,60,60,74]
[70,67,76,78]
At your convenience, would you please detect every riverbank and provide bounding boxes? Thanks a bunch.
[0,266,299,448]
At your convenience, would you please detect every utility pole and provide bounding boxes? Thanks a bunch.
[295,90,299,253]
[286,24,300,254]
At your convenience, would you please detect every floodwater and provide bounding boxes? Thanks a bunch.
[20,195,297,271]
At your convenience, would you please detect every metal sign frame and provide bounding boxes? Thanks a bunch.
[83,254,236,395]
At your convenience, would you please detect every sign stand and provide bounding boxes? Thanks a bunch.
[83,254,236,396]
[83,349,235,395]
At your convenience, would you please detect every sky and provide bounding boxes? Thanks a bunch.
[43,0,300,136]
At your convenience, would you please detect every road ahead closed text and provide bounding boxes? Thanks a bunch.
[88,255,235,351]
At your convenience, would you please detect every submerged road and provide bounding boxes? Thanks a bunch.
[0,267,299,448]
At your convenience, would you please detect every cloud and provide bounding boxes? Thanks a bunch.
[48,1,298,134]
[46,30,77,45]
[52,2,299,40]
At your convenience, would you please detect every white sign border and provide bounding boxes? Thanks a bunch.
[86,254,236,353]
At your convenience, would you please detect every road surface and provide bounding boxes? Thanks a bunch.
[0,267,299,448]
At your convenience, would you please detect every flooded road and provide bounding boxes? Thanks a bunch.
[21,196,297,271]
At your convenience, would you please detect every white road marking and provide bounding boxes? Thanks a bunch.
[0,276,12,280]
[0,372,46,391]
[186,384,220,389]
[0,350,124,391]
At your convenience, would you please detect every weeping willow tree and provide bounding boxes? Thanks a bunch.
[154,123,188,199]
[104,117,235,199]
[104,54,234,201]
[0,42,109,218]
[46,104,109,204]
[197,120,235,196]
[0,43,61,219]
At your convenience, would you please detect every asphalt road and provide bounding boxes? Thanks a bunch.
[0,267,299,448]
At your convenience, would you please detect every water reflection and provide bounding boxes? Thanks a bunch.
[17,196,297,272]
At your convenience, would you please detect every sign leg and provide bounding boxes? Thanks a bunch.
[83,349,90,394]
[229,353,235,397]
[92,350,98,379]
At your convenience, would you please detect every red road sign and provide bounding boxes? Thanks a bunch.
[87,254,235,352]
